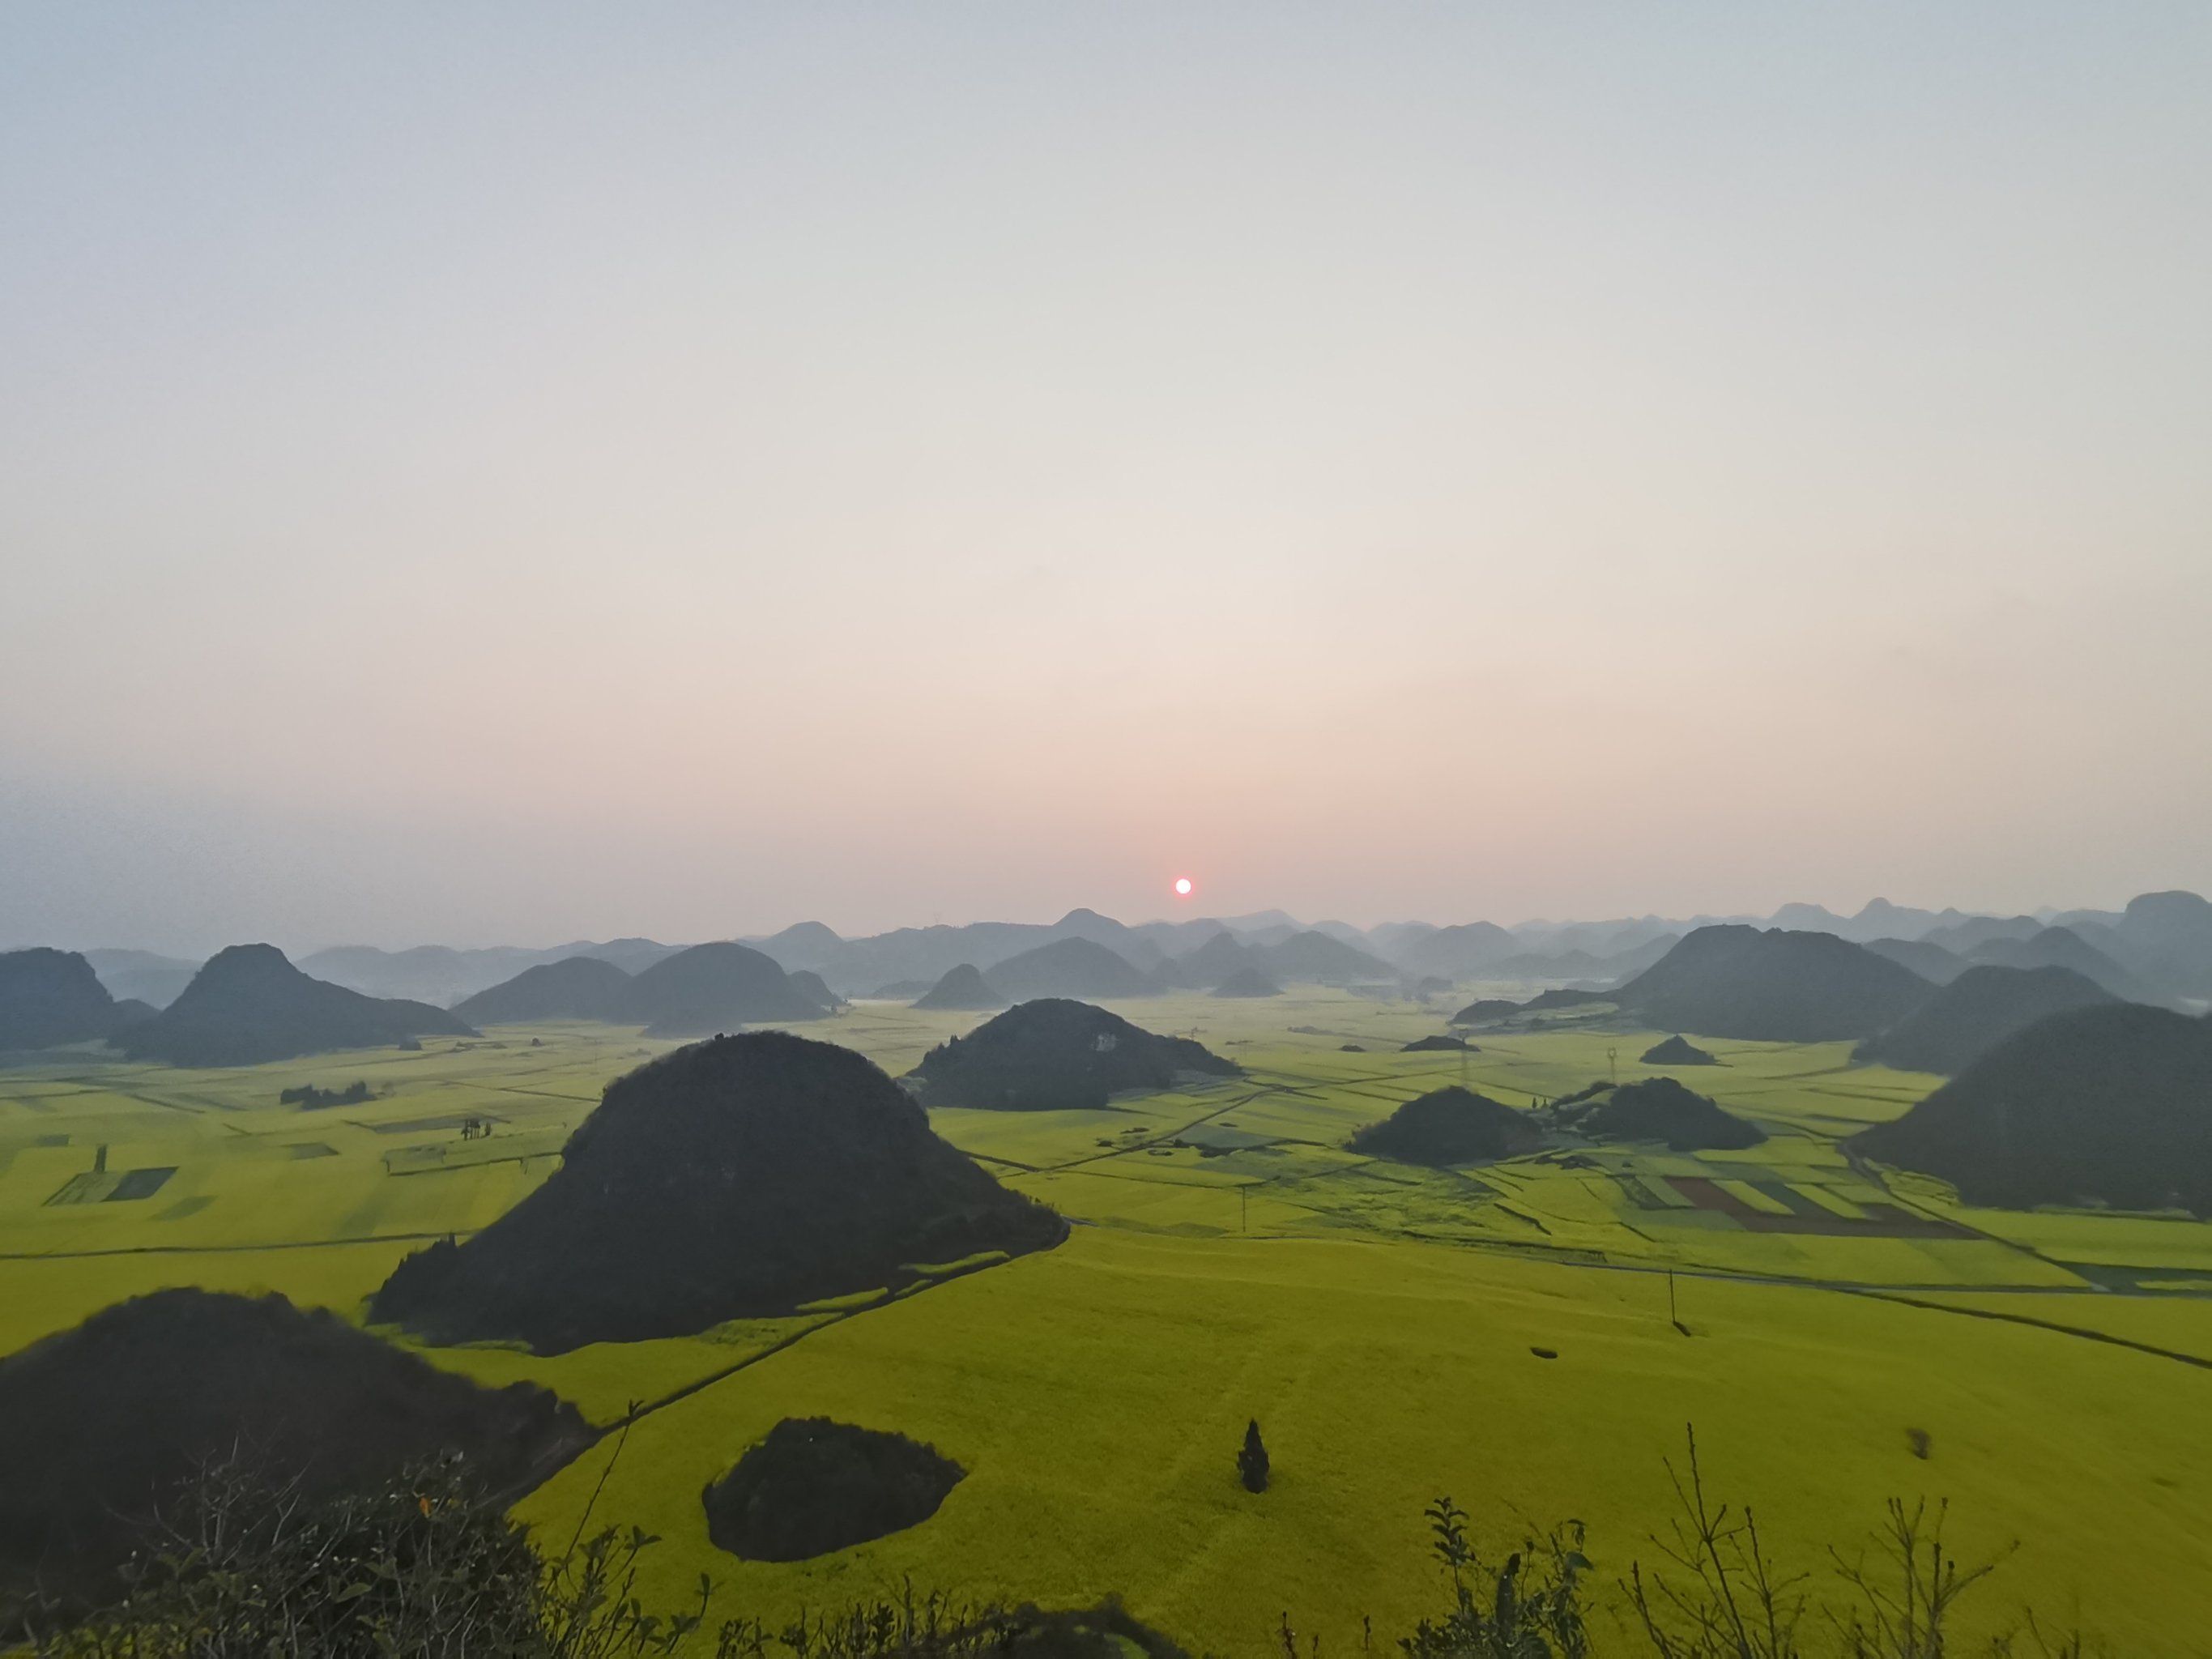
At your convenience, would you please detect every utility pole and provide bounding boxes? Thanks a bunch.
[1240,1185,1249,1234]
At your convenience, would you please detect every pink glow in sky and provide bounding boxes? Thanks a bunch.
[1,6,2208,953]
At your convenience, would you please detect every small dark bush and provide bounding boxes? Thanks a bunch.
[704,1419,964,1563]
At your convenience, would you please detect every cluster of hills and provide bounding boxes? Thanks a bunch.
[28,889,2208,1017]
[0,938,845,1064]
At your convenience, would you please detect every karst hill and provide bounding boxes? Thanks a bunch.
[908,999,1240,1112]
[1854,964,2116,1075]
[1852,1003,2212,1213]
[1613,926,1933,1042]
[0,1289,588,1625]
[372,1031,1068,1350]
[114,945,474,1066]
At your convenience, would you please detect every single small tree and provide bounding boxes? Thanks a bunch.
[1238,1419,1270,1494]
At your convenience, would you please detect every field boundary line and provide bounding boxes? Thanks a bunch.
[1846,1288,2212,1372]
[0,1230,471,1262]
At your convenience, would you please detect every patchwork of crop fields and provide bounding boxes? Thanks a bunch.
[5,991,2212,1651]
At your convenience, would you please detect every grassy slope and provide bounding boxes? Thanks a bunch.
[3,992,2211,1649]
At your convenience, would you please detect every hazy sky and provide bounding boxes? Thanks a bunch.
[4,4,2209,953]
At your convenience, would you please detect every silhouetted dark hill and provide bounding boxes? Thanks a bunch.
[619,941,824,1035]
[1855,965,2116,1076]
[787,970,845,1012]
[1640,1035,1719,1066]
[1210,966,1281,999]
[114,945,474,1067]
[0,948,121,1051]
[1864,937,1967,985]
[984,936,1150,1001]
[374,1032,1064,1350]
[1967,926,2146,1001]
[1402,1034,1472,1051]
[1349,1086,1541,1165]
[1614,927,1931,1042]
[1522,987,1610,1012]
[0,1289,588,1623]
[1600,932,1684,980]
[871,980,935,999]
[1853,1004,2212,1213]
[1449,999,1522,1026]
[1177,931,1255,987]
[908,1000,1239,1112]
[1565,1077,1763,1150]
[452,955,633,1024]
[570,936,685,975]
[1923,915,2044,955]
[914,964,1008,1011]
[2111,889,2212,998]
[751,920,846,973]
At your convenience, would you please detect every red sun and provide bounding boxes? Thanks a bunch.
[1174,877,1194,898]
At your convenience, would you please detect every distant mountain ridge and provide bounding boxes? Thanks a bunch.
[64,888,2212,1011]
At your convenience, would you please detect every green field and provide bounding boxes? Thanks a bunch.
[6,991,2212,1652]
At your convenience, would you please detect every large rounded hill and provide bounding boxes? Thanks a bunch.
[0,948,130,1051]
[907,999,1241,1112]
[452,953,633,1023]
[1854,964,2116,1076]
[0,1289,587,1626]
[1349,1086,1540,1166]
[114,945,473,1066]
[913,963,1008,1011]
[617,941,825,1035]
[1852,1003,2212,1213]
[372,1031,1067,1350]
[1613,926,1932,1043]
